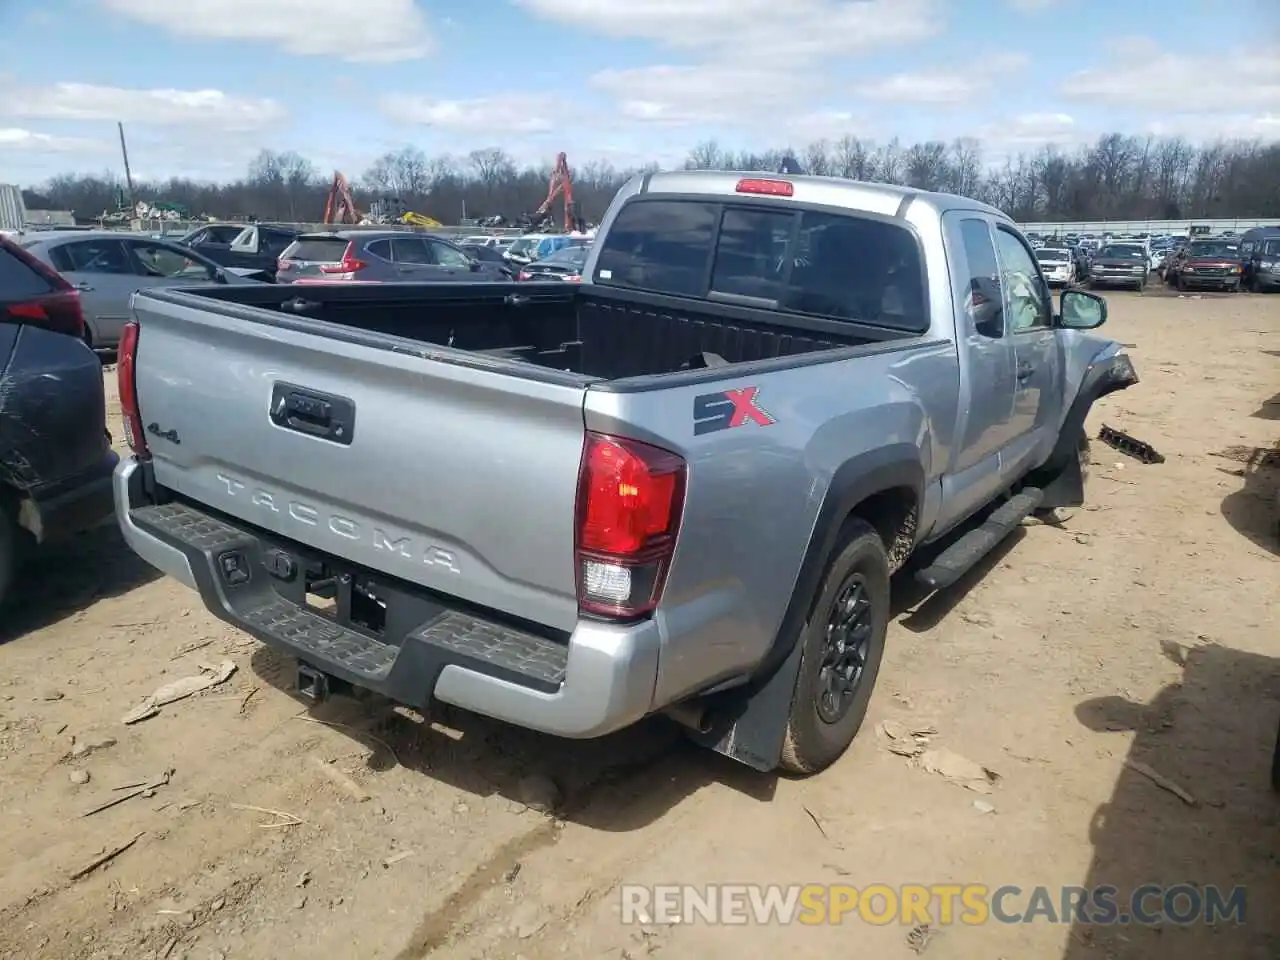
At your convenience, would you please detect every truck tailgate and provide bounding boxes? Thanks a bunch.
[131,294,588,632]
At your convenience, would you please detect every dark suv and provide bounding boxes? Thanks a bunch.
[0,236,118,608]
[276,231,510,284]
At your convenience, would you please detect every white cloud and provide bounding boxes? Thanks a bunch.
[0,128,104,153]
[856,54,1029,104]
[516,0,938,61]
[1062,40,1280,113]
[1,81,285,129]
[99,0,434,63]
[521,0,941,128]
[983,113,1082,150]
[379,94,564,134]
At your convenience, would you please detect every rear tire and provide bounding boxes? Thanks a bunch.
[779,518,890,775]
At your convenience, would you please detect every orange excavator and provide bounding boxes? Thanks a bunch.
[323,171,359,225]
[527,152,585,233]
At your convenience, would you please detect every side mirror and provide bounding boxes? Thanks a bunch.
[213,267,229,284]
[469,259,483,271]
[1059,288,1106,329]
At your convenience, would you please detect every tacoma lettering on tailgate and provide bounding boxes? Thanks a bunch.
[214,473,461,573]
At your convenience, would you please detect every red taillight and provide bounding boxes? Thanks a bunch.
[575,433,686,619]
[117,320,148,458]
[318,242,367,274]
[276,258,295,273]
[3,291,85,338]
[517,270,531,281]
[566,274,583,283]
[736,178,793,197]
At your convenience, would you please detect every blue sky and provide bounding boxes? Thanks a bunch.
[1,0,1276,186]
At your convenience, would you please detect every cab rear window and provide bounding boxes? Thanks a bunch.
[593,199,928,332]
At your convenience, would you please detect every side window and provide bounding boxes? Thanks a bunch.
[185,228,209,246]
[784,211,927,331]
[390,238,432,264]
[51,240,131,275]
[128,242,215,280]
[365,239,392,261]
[593,200,717,296]
[994,228,1051,333]
[957,219,1005,339]
[710,208,792,301]
[429,240,471,268]
[1241,241,1255,256]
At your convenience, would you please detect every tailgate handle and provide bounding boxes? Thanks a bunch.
[269,383,356,445]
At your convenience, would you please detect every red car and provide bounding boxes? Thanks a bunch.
[1165,239,1244,292]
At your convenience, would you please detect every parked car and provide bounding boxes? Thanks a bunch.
[1035,247,1075,288]
[112,171,1137,776]
[458,243,516,279]
[276,231,509,284]
[502,234,589,267]
[0,235,118,609]
[18,231,266,349]
[1087,244,1150,292]
[1163,239,1245,292]
[175,222,297,281]
[1239,226,1280,292]
[517,243,589,282]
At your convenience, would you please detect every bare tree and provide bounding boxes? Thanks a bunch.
[21,132,1280,226]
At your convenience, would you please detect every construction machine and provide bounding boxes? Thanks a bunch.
[524,152,585,233]
[323,171,360,225]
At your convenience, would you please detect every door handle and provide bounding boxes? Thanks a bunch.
[73,282,94,291]
[1016,363,1035,381]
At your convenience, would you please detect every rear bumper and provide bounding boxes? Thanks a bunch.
[112,457,659,738]
[19,448,119,543]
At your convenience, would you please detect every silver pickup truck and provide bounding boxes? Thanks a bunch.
[113,172,1139,774]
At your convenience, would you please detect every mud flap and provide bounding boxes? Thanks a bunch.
[686,637,805,772]
[1036,429,1087,510]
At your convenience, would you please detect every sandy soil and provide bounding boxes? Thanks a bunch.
[0,290,1277,960]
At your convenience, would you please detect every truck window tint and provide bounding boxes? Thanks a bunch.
[958,219,1005,338]
[711,208,792,301]
[783,212,927,332]
[994,228,1051,332]
[596,200,928,331]
[593,200,717,297]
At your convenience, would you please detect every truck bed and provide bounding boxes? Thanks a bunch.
[176,281,907,381]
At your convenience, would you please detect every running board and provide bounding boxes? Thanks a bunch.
[915,487,1044,591]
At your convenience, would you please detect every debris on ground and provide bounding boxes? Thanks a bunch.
[1098,424,1166,464]
[382,849,416,868]
[121,660,237,724]
[879,720,937,758]
[906,922,935,954]
[917,749,1001,794]
[82,770,173,818]
[68,769,90,785]
[69,832,146,882]
[310,756,371,802]
[972,800,995,814]
[1124,759,1198,806]
[66,735,116,761]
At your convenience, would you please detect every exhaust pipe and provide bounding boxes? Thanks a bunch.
[664,701,711,734]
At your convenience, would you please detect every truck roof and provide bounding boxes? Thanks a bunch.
[636,170,1009,221]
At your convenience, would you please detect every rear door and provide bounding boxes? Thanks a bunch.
[937,213,1017,529]
[424,238,476,280]
[47,238,137,346]
[993,225,1062,478]
[390,237,446,280]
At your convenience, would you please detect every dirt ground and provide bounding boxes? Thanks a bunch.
[1,290,1277,960]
